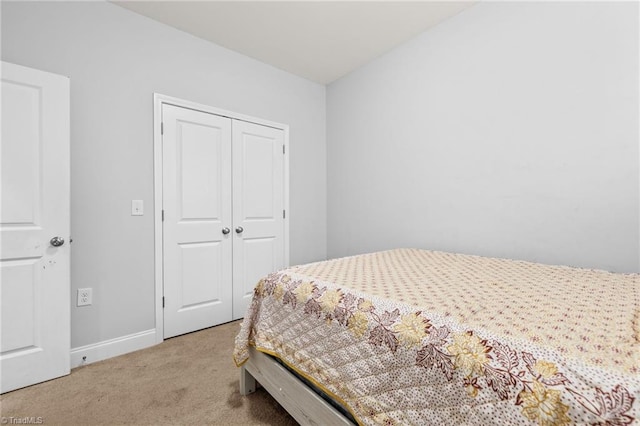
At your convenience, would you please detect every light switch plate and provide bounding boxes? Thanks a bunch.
[131,200,144,216]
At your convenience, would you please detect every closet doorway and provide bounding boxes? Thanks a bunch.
[154,94,289,339]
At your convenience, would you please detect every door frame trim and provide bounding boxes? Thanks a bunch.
[153,93,290,343]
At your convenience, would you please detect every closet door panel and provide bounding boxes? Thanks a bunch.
[232,121,284,319]
[163,105,232,338]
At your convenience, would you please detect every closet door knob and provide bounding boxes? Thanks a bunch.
[222,227,230,235]
[235,226,244,234]
[50,236,65,247]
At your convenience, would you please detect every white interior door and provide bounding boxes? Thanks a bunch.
[232,121,284,319]
[162,104,233,338]
[0,62,70,393]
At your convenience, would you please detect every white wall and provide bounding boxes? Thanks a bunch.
[2,1,327,348]
[327,1,639,273]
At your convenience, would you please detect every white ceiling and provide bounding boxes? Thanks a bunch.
[113,1,476,84]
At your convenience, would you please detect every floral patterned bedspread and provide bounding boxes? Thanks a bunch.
[234,249,640,425]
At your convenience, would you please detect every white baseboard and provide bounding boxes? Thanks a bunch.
[70,329,158,368]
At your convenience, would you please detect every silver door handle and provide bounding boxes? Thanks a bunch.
[235,226,244,234]
[50,237,65,247]
[222,227,230,235]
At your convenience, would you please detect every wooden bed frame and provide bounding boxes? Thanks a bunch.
[239,346,354,425]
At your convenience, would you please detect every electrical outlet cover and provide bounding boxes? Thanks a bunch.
[77,288,92,306]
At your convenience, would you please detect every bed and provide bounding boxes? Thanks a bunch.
[234,248,639,425]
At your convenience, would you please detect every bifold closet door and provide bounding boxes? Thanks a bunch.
[232,121,284,320]
[162,105,233,339]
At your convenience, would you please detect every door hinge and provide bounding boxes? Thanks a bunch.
[162,210,164,221]
[162,297,165,308]
[283,145,285,154]
[283,210,286,219]
[161,122,164,135]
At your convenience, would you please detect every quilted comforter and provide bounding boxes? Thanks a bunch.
[234,249,639,425]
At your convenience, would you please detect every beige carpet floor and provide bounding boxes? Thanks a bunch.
[0,320,297,425]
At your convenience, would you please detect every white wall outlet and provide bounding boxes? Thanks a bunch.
[131,199,144,216]
[77,288,92,306]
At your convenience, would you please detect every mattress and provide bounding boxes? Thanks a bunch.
[234,248,640,425]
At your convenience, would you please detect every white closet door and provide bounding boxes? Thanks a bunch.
[162,105,233,338]
[232,121,284,319]
[1,62,70,392]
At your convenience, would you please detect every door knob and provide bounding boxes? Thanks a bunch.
[50,237,65,247]
[235,226,244,234]
[222,227,230,235]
